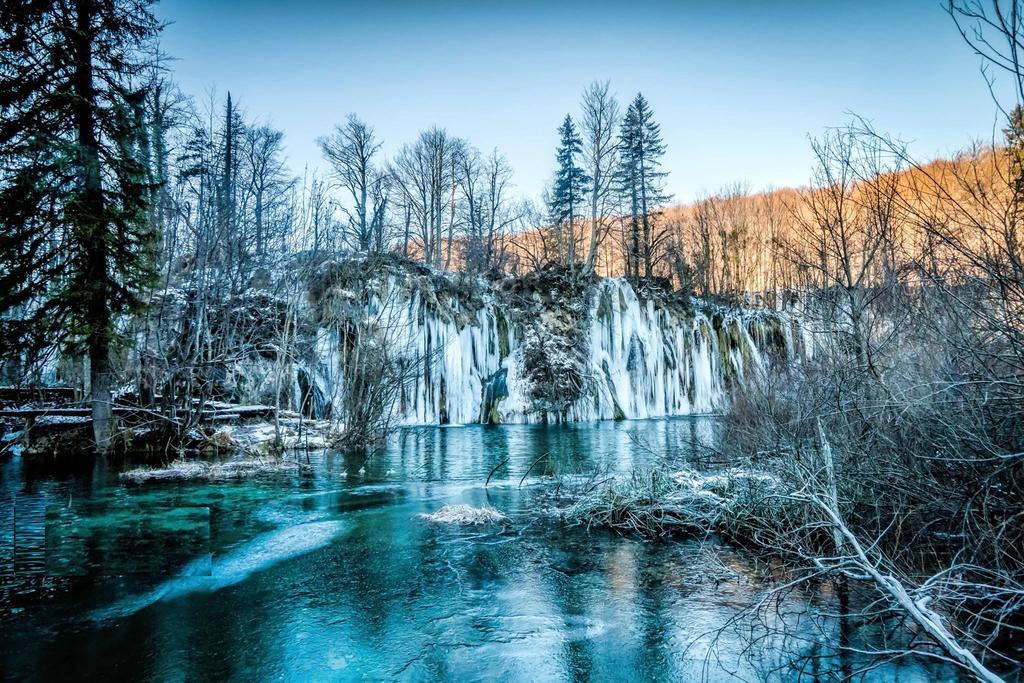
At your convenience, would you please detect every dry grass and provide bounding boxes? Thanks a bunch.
[417,504,509,525]
[558,467,787,538]
[120,457,308,484]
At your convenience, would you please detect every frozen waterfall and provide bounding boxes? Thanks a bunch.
[310,276,798,426]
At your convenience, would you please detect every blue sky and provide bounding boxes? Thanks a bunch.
[158,0,1005,203]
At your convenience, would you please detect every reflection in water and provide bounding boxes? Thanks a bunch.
[1,418,957,681]
[91,520,348,622]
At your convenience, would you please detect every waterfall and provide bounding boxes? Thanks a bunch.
[309,275,798,426]
[582,280,723,421]
[545,280,788,422]
[309,276,516,426]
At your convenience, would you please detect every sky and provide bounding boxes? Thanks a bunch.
[157,0,1007,204]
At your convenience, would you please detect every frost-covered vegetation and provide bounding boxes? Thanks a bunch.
[500,264,598,414]
[558,468,786,537]
[558,117,1024,683]
[418,504,509,526]
[120,456,309,484]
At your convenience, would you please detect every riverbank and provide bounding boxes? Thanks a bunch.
[554,458,1020,682]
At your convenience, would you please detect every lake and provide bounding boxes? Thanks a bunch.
[1,418,955,681]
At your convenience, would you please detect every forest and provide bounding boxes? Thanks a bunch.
[1,1,1023,681]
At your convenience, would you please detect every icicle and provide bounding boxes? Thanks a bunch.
[307,274,795,425]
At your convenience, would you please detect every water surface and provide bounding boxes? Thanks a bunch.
[1,419,954,681]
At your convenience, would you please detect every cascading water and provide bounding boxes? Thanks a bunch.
[386,284,513,425]
[309,275,516,426]
[308,272,799,426]
[583,280,725,421]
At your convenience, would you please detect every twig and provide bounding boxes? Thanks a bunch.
[518,451,550,488]
[485,456,510,488]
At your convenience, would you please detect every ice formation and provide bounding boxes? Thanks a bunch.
[306,274,799,426]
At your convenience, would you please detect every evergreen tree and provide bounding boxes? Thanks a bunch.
[549,115,590,269]
[0,0,161,450]
[217,93,253,286]
[616,94,671,278]
[1004,104,1024,208]
[221,92,236,258]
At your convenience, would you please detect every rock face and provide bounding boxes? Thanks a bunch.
[302,258,800,426]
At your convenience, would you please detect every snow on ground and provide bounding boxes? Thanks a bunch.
[209,418,334,453]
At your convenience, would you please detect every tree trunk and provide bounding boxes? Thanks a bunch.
[221,94,235,282]
[567,188,576,271]
[402,206,411,257]
[90,349,113,450]
[638,142,652,278]
[72,0,113,452]
[586,182,600,274]
[255,191,263,259]
[359,171,368,251]
[629,187,640,279]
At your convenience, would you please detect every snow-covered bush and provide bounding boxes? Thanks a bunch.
[418,504,509,525]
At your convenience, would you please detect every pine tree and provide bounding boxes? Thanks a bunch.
[616,94,672,278]
[216,93,250,289]
[549,115,590,269]
[221,92,236,247]
[1005,104,1024,208]
[0,0,161,450]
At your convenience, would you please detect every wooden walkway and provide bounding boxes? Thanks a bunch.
[0,385,282,449]
[0,404,278,424]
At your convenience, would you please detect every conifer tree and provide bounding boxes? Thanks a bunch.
[1004,104,1024,208]
[549,115,590,269]
[616,94,671,278]
[0,0,161,450]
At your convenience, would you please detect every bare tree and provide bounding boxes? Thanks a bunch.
[319,114,385,252]
[241,124,291,264]
[580,81,620,274]
[458,147,518,274]
[780,127,903,372]
[390,127,465,268]
[713,75,1024,683]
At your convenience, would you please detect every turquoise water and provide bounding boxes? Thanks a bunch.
[2,419,954,681]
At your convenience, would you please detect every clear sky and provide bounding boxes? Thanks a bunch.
[157,0,1006,203]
